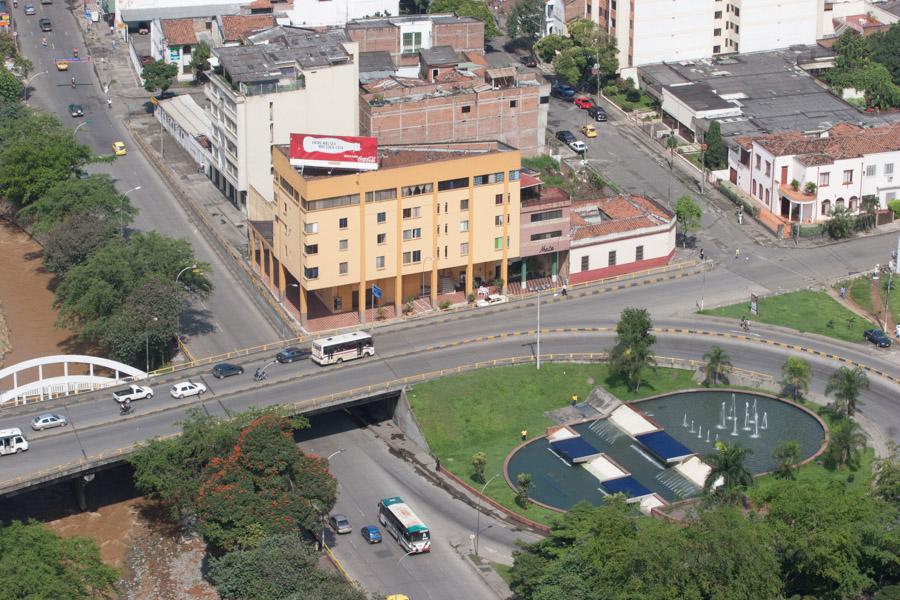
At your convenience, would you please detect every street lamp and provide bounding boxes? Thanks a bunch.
[23,71,47,102]
[121,185,142,235]
[326,448,346,461]
[145,316,158,374]
[420,256,434,307]
[474,473,501,557]
[174,264,199,349]
[536,288,542,370]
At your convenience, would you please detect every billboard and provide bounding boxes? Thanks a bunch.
[289,134,378,171]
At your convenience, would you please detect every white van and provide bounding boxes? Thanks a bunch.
[0,428,29,455]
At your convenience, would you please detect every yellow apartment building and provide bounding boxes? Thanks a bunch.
[248,141,521,326]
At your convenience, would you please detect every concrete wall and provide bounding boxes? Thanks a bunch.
[392,389,431,452]
[569,224,675,284]
[739,0,821,53]
[287,0,399,27]
[631,0,714,66]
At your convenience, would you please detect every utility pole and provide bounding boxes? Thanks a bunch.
[536,288,541,370]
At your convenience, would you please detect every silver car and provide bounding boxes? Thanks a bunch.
[24,4,36,14]
[30,413,68,431]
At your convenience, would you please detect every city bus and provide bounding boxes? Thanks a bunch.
[377,496,431,554]
[311,331,374,366]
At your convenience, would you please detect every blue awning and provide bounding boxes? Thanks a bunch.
[635,430,694,463]
[550,437,600,464]
[602,476,651,499]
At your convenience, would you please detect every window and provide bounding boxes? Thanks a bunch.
[764,161,771,177]
[402,31,422,54]
[304,244,318,255]
[377,212,386,223]
[509,170,520,181]
[402,206,421,219]
[338,217,348,229]
[494,237,503,250]
[765,189,770,204]
[460,199,469,210]
[608,250,617,266]
[636,245,644,261]
[819,172,830,187]
[843,170,853,184]
[444,245,448,257]
[530,231,561,241]
[366,188,397,202]
[304,222,318,234]
[474,173,505,186]
[887,191,897,202]
[495,215,504,226]
[713,45,721,53]
[460,242,468,256]
[459,220,469,232]
[886,163,895,175]
[402,250,422,264]
[304,267,319,279]
[734,24,739,33]
[303,194,359,211]
[339,239,348,251]
[375,256,385,269]
[377,233,386,244]
[438,177,469,191]
[339,262,348,275]
[865,164,877,177]
[444,223,447,234]
[461,106,471,114]
[714,28,721,36]
[402,228,422,240]
[531,209,563,222]
[752,180,757,197]
[540,95,550,104]
[581,256,589,271]
[734,6,739,16]
[509,100,517,108]
[495,194,504,205]
[821,199,831,215]
[714,10,722,18]
[755,154,761,169]
[402,183,433,197]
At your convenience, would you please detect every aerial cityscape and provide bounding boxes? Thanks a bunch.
[0,0,899,597]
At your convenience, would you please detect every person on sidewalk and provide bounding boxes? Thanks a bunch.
[839,286,846,299]
[699,248,704,261]
[735,248,741,260]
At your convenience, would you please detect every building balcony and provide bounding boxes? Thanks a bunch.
[779,183,817,203]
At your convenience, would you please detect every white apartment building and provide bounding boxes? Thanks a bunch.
[727,123,900,223]
[286,0,399,28]
[579,0,823,73]
[205,26,359,214]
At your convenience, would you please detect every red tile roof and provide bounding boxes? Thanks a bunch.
[161,19,197,46]
[519,172,541,189]
[571,195,673,241]
[746,122,900,166]
[221,15,275,42]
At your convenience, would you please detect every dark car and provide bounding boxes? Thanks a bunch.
[588,106,608,122]
[551,81,575,101]
[864,329,892,348]
[521,55,537,68]
[68,103,84,117]
[39,17,51,31]
[212,362,244,378]
[276,347,310,363]
[556,130,576,144]
[360,525,382,544]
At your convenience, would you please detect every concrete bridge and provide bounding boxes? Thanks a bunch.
[0,355,145,406]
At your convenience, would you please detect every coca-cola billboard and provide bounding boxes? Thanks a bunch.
[289,134,379,171]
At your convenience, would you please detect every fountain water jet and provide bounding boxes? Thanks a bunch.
[743,401,751,431]
[690,420,695,433]
[697,425,703,439]
[706,430,710,443]
[761,412,768,430]
[731,416,739,437]
[717,401,726,429]
[751,417,760,439]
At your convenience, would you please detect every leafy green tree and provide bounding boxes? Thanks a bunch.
[506,0,544,40]
[771,440,801,480]
[428,0,499,37]
[780,356,811,401]
[869,23,900,85]
[208,534,367,600]
[100,278,181,368]
[515,472,533,507]
[675,194,702,247]
[18,174,138,233]
[42,213,119,275]
[704,442,754,504]
[826,418,867,470]
[823,205,856,239]
[567,19,618,85]
[0,520,119,599]
[872,442,900,503]
[552,46,587,86]
[609,308,656,392]
[702,345,731,386]
[471,451,487,483]
[188,41,211,78]
[533,34,572,63]
[833,30,872,74]
[0,66,22,102]
[825,366,869,417]
[142,60,178,93]
[703,120,727,169]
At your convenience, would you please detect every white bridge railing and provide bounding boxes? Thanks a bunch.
[0,355,145,406]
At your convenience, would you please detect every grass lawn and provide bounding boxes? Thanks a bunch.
[408,363,699,525]
[883,276,900,325]
[837,276,875,314]
[700,290,876,343]
[491,562,513,585]
[607,91,655,112]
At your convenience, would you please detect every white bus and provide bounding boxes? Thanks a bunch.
[311,331,374,366]
[0,428,29,456]
[377,496,431,553]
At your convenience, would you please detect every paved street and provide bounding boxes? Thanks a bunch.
[14,3,281,360]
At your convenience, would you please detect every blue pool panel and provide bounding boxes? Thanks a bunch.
[635,430,695,463]
[550,437,600,464]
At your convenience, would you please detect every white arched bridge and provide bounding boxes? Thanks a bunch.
[0,355,146,406]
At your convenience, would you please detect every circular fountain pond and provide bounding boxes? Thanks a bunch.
[506,390,826,512]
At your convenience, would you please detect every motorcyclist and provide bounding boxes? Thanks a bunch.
[71,76,76,88]
[73,48,78,58]
[41,37,47,47]
[254,368,266,381]
[119,399,132,415]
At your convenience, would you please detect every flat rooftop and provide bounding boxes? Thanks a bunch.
[664,82,735,112]
[347,12,481,29]
[639,47,900,138]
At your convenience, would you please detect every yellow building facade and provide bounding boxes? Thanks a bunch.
[249,141,521,324]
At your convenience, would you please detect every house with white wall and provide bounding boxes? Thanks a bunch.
[151,18,209,81]
[727,122,900,223]
[285,0,398,27]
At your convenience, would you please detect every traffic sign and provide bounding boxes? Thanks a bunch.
[372,284,382,300]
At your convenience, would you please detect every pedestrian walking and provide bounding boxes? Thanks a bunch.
[699,247,704,261]
[738,211,743,225]
[735,248,741,260]
[839,286,846,299]
[520,430,528,441]
[561,283,567,296]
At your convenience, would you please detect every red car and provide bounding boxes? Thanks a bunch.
[574,97,594,109]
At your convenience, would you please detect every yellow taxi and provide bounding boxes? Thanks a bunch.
[386,596,410,600]
[112,141,127,156]
[56,60,68,71]
[581,124,597,138]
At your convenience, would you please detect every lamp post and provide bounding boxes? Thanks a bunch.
[474,473,501,557]
[145,316,158,374]
[536,288,542,370]
[420,256,434,307]
[23,71,47,102]
[174,264,198,349]
[121,185,142,235]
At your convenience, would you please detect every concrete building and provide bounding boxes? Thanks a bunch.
[359,48,550,156]
[513,172,571,289]
[820,0,899,43]
[205,26,359,212]
[155,94,213,168]
[728,122,900,223]
[247,141,521,326]
[285,0,398,28]
[568,195,675,284]
[659,82,742,142]
[348,14,484,77]
[151,18,210,81]
[114,0,248,30]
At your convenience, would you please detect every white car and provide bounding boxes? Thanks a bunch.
[170,381,207,399]
[476,293,509,308]
[568,140,587,154]
[30,413,68,431]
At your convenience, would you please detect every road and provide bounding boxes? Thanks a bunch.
[12,2,280,360]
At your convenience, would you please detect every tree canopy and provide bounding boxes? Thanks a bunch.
[533,20,618,88]
[428,0,499,37]
[142,60,178,93]
[674,195,702,247]
[41,213,120,275]
[506,0,544,41]
[827,28,900,110]
[18,174,138,233]
[703,120,727,169]
[608,308,656,392]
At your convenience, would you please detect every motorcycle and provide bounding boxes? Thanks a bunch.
[71,77,76,88]
[73,48,78,58]
[254,369,267,382]
[119,401,133,416]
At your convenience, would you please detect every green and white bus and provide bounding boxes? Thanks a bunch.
[377,496,431,554]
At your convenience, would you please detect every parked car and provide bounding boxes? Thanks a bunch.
[38,17,51,31]
[555,130,576,144]
[551,81,575,101]
[520,54,537,68]
[360,525,382,544]
[864,329,892,347]
[574,97,594,109]
[24,4,36,15]
[581,124,597,138]
[212,362,244,378]
[276,347,310,363]
[112,141,127,156]
[112,384,153,404]
[329,514,352,534]
[569,140,588,154]
[68,103,83,117]
[476,293,509,308]
[588,106,608,121]
[30,413,68,431]
[170,381,207,399]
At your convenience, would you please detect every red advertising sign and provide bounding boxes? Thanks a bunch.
[289,134,378,171]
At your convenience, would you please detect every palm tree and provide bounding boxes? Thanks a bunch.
[704,442,754,503]
[824,366,869,417]
[780,356,812,401]
[771,440,801,479]
[827,419,867,470]
[702,346,732,386]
